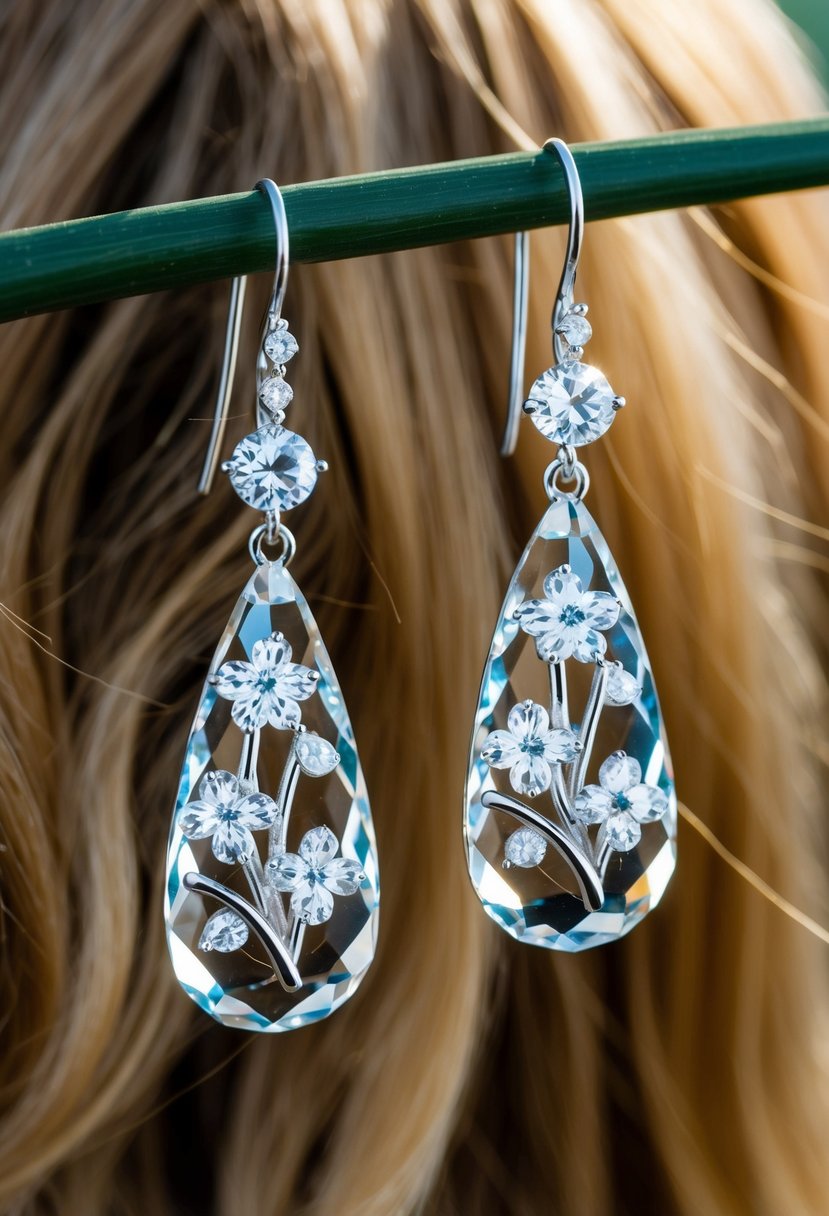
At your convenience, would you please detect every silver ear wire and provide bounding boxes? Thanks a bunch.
[198,178,290,495]
[500,138,585,457]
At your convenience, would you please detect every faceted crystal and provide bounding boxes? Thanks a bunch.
[505,828,547,868]
[259,377,293,413]
[264,322,299,365]
[557,311,593,348]
[464,497,676,951]
[165,560,379,1031]
[225,424,317,514]
[524,361,617,447]
[605,663,641,706]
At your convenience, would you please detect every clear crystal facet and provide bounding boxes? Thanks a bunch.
[557,312,593,347]
[165,561,379,1031]
[225,424,317,513]
[296,732,340,776]
[259,377,294,413]
[464,498,676,951]
[264,323,299,365]
[605,664,641,706]
[199,909,249,953]
[505,828,547,868]
[524,361,617,447]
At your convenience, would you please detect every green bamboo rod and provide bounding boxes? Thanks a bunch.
[0,119,828,323]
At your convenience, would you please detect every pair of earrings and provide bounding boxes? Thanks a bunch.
[164,144,677,1033]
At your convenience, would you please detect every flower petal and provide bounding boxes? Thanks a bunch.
[573,784,613,825]
[510,753,552,798]
[534,630,575,663]
[514,598,560,637]
[252,632,291,674]
[265,694,302,731]
[212,821,255,864]
[599,751,641,794]
[626,783,669,823]
[542,565,584,605]
[277,662,319,703]
[299,825,339,867]
[199,770,240,807]
[179,800,221,839]
[481,729,520,769]
[602,811,641,853]
[543,727,579,763]
[582,590,620,631]
[322,858,364,896]
[213,661,258,700]
[507,699,550,741]
[291,881,334,925]
[571,628,607,663]
[265,851,305,890]
[234,792,279,831]
[229,689,270,732]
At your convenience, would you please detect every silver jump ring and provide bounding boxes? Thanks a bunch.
[544,457,590,502]
[249,522,297,567]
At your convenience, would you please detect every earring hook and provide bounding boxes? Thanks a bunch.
[500,138,585,457]
[198,178,290,495]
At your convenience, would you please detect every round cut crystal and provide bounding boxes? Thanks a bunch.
[259,376,293,413]
[524,361,617,447]
[605,664,641,707]
[557,311,592,347]
[504,827,547,868]
[264,323,299,365]
[296,732,340,777]
[226,424,317,512]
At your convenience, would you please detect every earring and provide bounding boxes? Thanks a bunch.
[464,141,676,950]
[165,180,379,1031]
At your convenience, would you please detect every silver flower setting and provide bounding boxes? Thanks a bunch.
[213,631,318,732]
[574,751,669,853]
[481,699,579,798]
[266,826,365,925]
[179,770,279,864]
[515,564,620,663]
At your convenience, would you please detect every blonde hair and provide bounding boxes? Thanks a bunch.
[0,1,826,1212]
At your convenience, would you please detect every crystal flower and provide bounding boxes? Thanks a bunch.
[573,750,669,853]
[179,770,279,864]
[214,631,318,732]
[266,826,365,925]
[515,564,620,664]
[481,699,579,798]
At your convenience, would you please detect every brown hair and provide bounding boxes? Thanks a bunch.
[0,1,826,1212]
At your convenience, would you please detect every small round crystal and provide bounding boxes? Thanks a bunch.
[524,361,617,447]
[259,376,293,413]
[504,827,547,868]
[264,323,299,365]
[557,311,592,347]
[225,424,318,512]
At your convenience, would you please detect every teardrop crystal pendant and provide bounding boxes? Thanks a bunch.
[165,559,379,1031]
[464,497,676,951]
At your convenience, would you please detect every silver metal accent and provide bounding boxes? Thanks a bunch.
[249,522,297,567]
[500,138,584,457]
[543,456,590,501]
[481,790,604,912]
[182,871,302,991]
[198,178,290,494]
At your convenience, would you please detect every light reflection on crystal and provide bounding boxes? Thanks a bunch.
[165,561,379,1031]
[464,498,676,951]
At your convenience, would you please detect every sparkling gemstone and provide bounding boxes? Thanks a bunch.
[165,561,379,1031]
[557,311,592,347]
[296,732,340,777]
[505,828,547,868]
[524,361,617,447]
[225,424,317,513]
[199,909,249,953]
[264,323,299,365]
[464,497,676,952]
[605,664,641,706]
[259,376,293,413]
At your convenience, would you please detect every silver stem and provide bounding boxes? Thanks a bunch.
[236,727,291,939]
[272,732,302,856]
[290,920,306,963]
[552,765,592,855]
[549,661,570,730]
[481,791,604,912]
[570,661,609,800]
[238,728,262,792]
[183,871,302,992]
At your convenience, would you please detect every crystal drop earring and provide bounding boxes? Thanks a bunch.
[463,140,676,950]
[165,180,380,1030]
